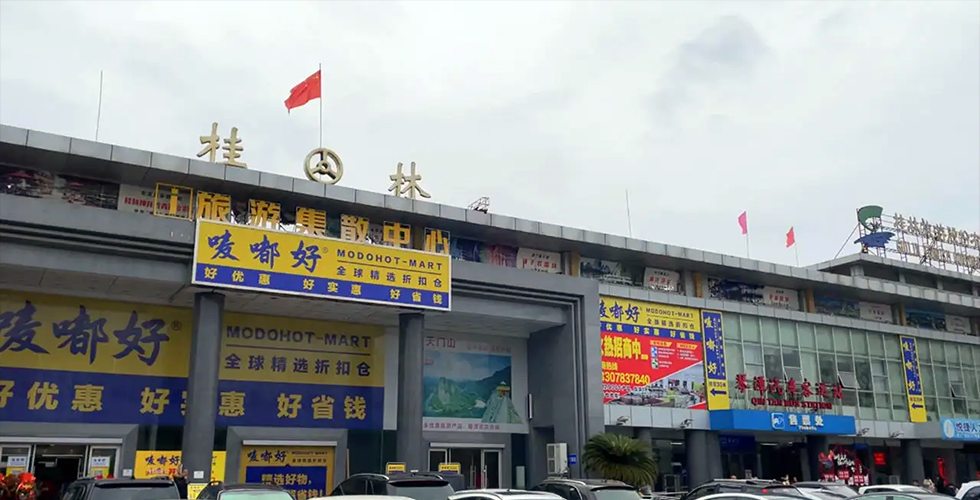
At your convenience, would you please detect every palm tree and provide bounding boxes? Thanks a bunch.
[581,433,657,489]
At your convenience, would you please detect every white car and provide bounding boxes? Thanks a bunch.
[450,490,565,500]
[857,485,929,495]
[956,481,980,499]
[312,496,416,500]
[698,493,805,500]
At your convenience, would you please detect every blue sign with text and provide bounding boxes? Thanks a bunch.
[941,418,980,442]
[568,454,578,466]
[710,409,855,435]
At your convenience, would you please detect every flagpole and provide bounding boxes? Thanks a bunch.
[795,243,801,267]
[95,70,104,141]
[745,234,751,259]
[318,63,323,148]
[625,188,634,238]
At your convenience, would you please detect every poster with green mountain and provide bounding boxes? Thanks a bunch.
[422,342,524,433]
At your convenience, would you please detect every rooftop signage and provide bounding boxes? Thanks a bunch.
[855,205,979,275]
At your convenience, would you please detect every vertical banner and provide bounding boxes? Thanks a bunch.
[241,446,334,500]
[701,311,731,411]
[900,336,927,423]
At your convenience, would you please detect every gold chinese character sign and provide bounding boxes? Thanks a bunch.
[304,148,344,185]
[388,161,430,199]
[197,122,247,168]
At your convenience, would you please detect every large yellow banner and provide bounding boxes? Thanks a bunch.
[241,445,334,500]
[134,451,225,482]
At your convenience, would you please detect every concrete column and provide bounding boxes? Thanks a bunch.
[636,428,653,446]
[682,270,696,297]
[902,440,925,483]
[181,292,224,481]
[851,266,865,277]
[396,313,425,470]
[806,435,829,481]
[685,430,718,488]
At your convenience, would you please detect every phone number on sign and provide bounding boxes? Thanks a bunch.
[602,371,651,385]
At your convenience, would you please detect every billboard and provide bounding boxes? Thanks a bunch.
[599,296,706,409]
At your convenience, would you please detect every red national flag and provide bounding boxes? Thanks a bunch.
[737,211,748,235]
[786,227,796,248]
[284,70,321,113]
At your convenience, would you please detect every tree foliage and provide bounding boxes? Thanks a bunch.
[581,433,657,489]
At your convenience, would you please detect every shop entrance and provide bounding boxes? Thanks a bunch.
[427,447,501,489]
[759,443,803,481]
[0,441,120,500]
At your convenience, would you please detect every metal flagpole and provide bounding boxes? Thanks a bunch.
[625,188,634,238]
[95,70,104,141]
[318,63,323,148]
[795,243,800,267]
[745,234,751,259]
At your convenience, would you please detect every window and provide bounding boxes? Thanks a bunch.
[962,486,980,500]
[784,367,804,382]
[337,478,368,495]
[951,383,966,398]
[744,345,763,365]
[838,371,859,390]
[764,347,783,379]
[782,348,801,368]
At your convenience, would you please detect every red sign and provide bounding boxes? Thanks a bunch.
[873,452,887,466]
[734,374,842,410]
[602,328,706,410]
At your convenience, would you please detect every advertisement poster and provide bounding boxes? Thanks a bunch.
[599,296,706,410]
[946,315,971,335]
[517,248,562,274]
[580,258,631,284]
[859,302,893,323]
[134,451,226,482]
[422,335,526,433]
[241,446,333,500]
[762,286,800,310]
[117,184,193,218]
[643,267,681,293]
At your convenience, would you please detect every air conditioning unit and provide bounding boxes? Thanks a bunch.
[546,443,569,476]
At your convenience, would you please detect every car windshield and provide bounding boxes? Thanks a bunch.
[803,490,849,500]
[593,487,642,500]
[389,481,456,500]
[820,486,857,498]
[220,492,295,500]
[760,487,806,498]
[90,484,179,500]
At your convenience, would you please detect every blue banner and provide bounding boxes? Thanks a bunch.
[941,418,980,441]
[710,409,856,435]
[0,367,383,429]
[719,434,756,451]
[701,311,730,411]
[244,465,328,499]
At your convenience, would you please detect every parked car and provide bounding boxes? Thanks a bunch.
[195,482,293,500]
[530,478,641,500]
[795,488,851,500]
[956,481,980,500]
[61,477,180,500]
[449,489,563,500]
[793,482,857,498]
[331,472,457,500]
[697,493,811,500]
[857,486,929,495]
[853,492,953,500]
[682,480,807,500]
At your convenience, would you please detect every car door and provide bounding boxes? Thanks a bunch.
[963,486,980,500]
[332,477,369,496]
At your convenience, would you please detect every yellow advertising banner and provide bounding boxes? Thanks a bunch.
[0,291,192,378]
[134,451,226,482]
[598,296,701,333]
[241,445,334,500]
[192,219,451,311]
[220,313,385,387]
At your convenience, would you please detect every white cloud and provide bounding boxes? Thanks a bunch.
[1,0,977,267]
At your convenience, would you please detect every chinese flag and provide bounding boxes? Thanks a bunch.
[284,69,321,112]
[786,227,796,248]
[737,211,748,235]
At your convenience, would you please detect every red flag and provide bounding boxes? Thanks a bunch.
[737,211,748,235]
[284,70,321,112]
[786,227,796,248]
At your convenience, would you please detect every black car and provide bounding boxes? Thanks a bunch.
[683,479,807,500]
[196,482,293,500]
[852,493,954,500]
[792,482,858,498]
[331,472,458,500]
[61,477,180,500]
[531,478,642,500]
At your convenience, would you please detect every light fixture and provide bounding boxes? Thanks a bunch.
[889,431,904,438]
[615,416,630,426]
[679,418,693,429]
[857,428,870,436]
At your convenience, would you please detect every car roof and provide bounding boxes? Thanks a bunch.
[216,483,285,490]
[80,478,175,485]
[453,490,561,496]
[348,472,452,482]
[313,496,415,500]
[540,479,633,489]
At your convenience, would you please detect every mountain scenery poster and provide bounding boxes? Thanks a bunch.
[422,336,525,433]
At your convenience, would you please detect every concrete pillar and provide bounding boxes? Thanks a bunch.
[902,440,925,483]
[396,313,425,470]
[682,270,696,297]
[636,428,653,446]
[806,435,829,481]
[181,292,224,482]
[851,266,865,277]
[685,430,719,488]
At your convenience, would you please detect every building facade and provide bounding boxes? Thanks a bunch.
[0,124,978,495]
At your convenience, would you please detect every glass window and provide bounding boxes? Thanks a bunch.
[842,389,858,408]
[855,359,872,391]
[921,365,936,398]
[839,371,860,390]
[884,335,901,358]
[779,320,798,346]
[949,368,963,383]
[926,396,939,421]
[816,326,833,351]
[940,397,954,417]
[868,333,885,357]
[969,400,980,419]
[945,342,961,365]
[742,317,761,342]
[746,363,765,381]
[966,370,979,399]
[851,330,868,355]
[764,347,783,379]
[724,313,741,340]
[727,344,745,376]
[875,392,890,410]
[798,324,816,349]
[974,346,980,366]
[783,348,801,368]
[873,374,890,393]
[930,340,943,363]
[858,391,875,418]
[918,340,932,362]
[837,356,854,373]
[953,397,968,417]
[934,366,950,396]
[893,394,910,421]
[819,354,836,382]
[744,344,763,365]
[761,318,779,345]
[871,359,886,376]
[888,361,906,395]
[833,328,850,351]
[801,352,818,381]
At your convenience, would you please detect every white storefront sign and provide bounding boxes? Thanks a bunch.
[859,302,893,323]
[517,248,562,274]
[643,267,681,293]
[763,286,800,310]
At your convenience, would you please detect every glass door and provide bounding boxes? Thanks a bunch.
[0,445,34,475]
[86,447,119,478]
[428,449,448,472]
[481,450,501,489]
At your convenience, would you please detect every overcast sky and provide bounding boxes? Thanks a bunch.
[1,1,977,267]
